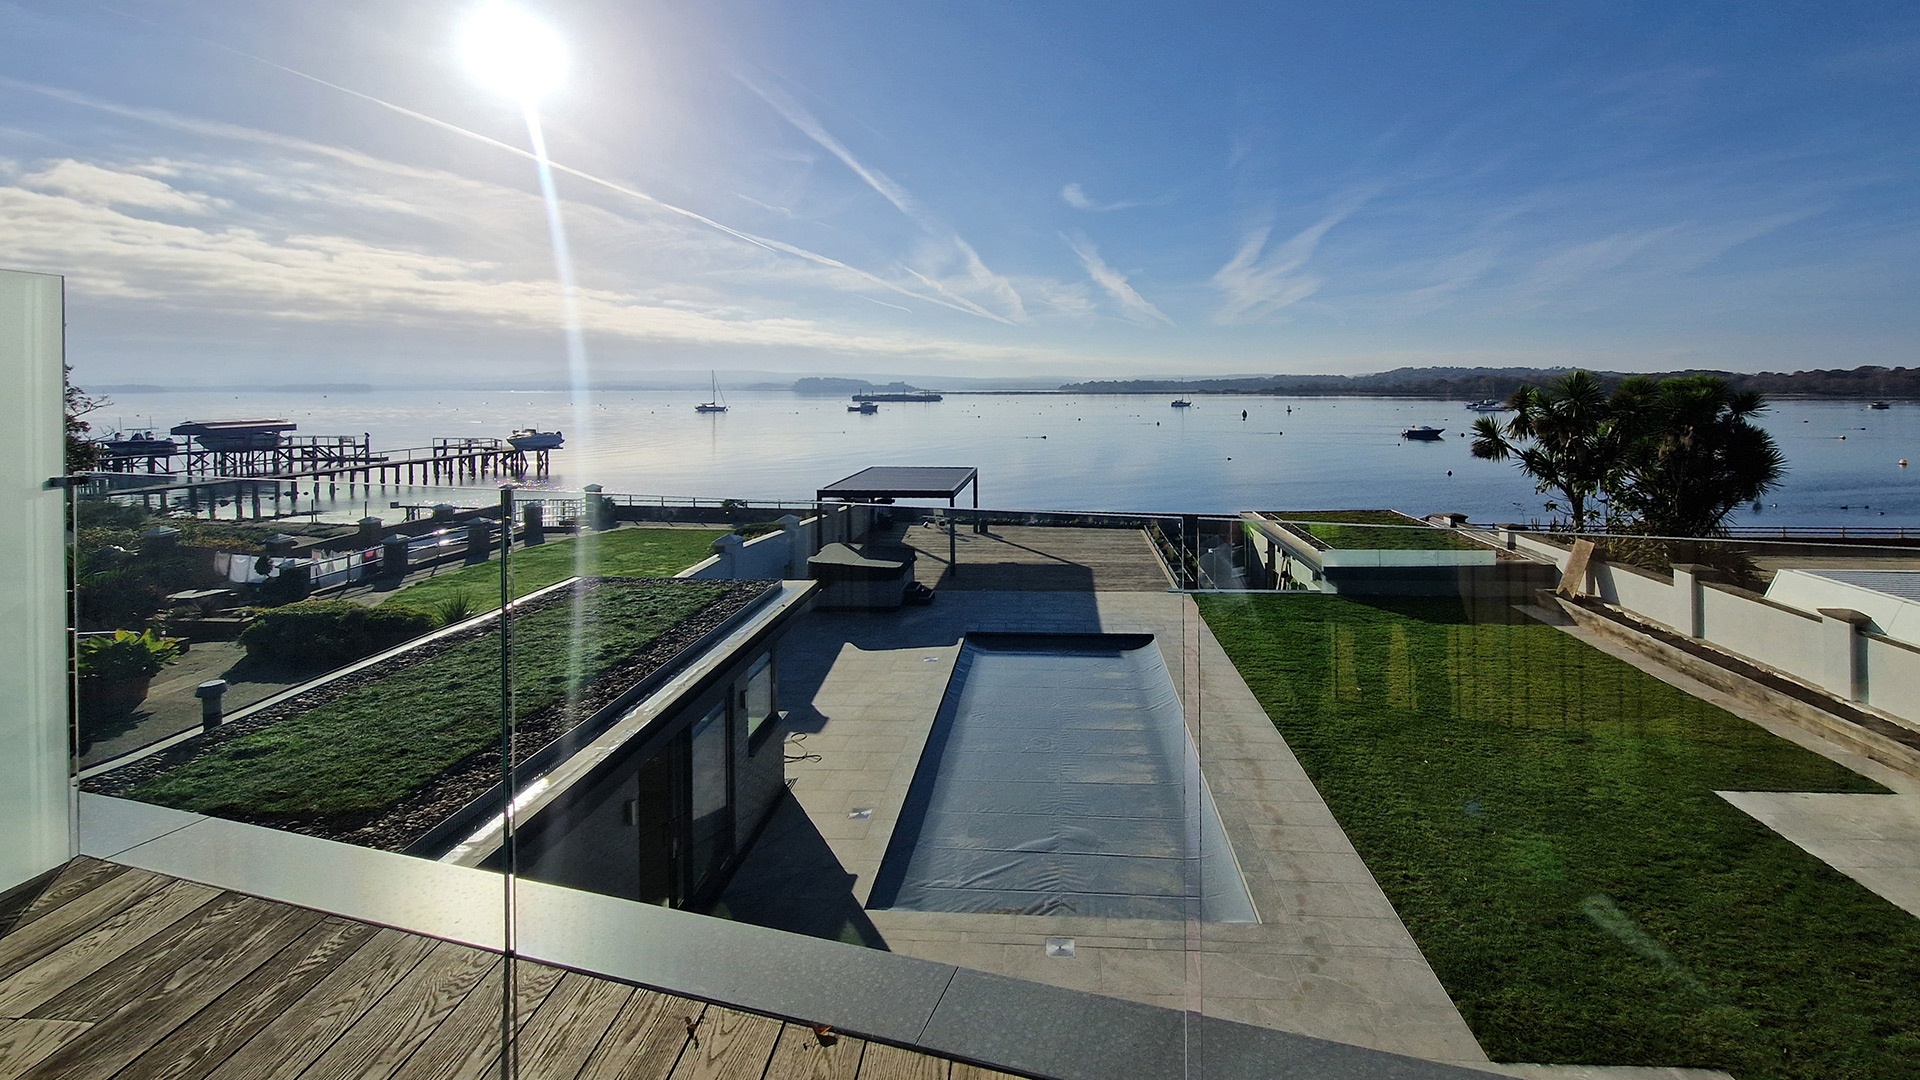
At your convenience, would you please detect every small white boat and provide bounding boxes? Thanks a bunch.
[696,372,728,413]
[1466,399,1507,412]
[508,429,563,451]
[848,401,879,414]
[1870,401,1892,410]
[1401,425,1445,440]
[1171,399,1193,408]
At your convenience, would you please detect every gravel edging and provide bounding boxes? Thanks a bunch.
[84,577,775,851]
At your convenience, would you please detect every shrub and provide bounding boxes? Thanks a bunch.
[76,629,184,682]
[239,600,435,670]
[430,590,478,627]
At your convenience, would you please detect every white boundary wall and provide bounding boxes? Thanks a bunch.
[1510,532,1920,727]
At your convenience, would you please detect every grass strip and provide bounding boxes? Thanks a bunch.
[382,527,726,613]
[1267,509,1481,551]
[133,580,728,818]
[1197,593,1920,1080]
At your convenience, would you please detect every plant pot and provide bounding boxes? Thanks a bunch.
[79,676,153,718]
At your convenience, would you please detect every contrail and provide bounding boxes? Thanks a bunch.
[49,9,994,320]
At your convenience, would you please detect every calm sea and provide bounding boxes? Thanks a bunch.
[96,389,1920,529]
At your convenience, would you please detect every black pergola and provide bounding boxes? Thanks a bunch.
[816,466,978,573]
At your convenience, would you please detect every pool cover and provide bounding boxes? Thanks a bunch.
[868,633,1257,922]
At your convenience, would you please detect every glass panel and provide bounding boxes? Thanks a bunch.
[744,654,776,744]
[686,700,733,899]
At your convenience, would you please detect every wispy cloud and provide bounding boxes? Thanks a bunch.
[21,159,224,214]
[740,74,1028,324]
[0,76,999,322]
[1064,234,1172,326]
[1210,196,1366,324]
[1060,182,1170,213]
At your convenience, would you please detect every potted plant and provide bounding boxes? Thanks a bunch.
[77,629,184,717]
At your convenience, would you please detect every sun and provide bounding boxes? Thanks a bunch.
[459,2,566,104]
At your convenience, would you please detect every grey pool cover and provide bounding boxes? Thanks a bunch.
[869,633,1257,922]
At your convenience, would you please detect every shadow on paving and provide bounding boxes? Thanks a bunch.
[709,793,889,949]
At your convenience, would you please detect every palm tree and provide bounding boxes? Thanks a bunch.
[1470,370,1625,532]
[1611,375,1785,538]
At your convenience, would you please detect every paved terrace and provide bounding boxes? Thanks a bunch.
[721,524,1495,1065]
[0,857,1015,1080]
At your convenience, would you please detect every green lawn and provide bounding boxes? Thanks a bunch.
[133,580,728,819]
[1197,594,1920,1080]
[1268,509,1481,551]
[382,527,726,613]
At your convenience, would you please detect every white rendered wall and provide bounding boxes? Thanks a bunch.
[0,270,71,891]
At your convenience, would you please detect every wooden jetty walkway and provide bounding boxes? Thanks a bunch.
[0,857,1022,1080]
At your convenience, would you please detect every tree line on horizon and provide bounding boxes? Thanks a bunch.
[1062,364,1920,400]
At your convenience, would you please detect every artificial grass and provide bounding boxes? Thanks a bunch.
[382,527,726,613]
[132,580,728,819]
[1197,594,1920,1080]
[1268,509,1482,551]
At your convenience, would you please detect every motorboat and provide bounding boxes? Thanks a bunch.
[100,431,179,457]
[1871,401,1892,410]
[1466,399,1508,412]
[1171,399,1193,408]
[848,401,879,414]
[696,372,728,413]
[1401,425,1446,440]
[507,429,563,451]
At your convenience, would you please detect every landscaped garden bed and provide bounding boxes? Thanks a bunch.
[1198,593,1920,1080]
[87,576,766,852]
[381,526,726,615]
[1267,509,1483,551]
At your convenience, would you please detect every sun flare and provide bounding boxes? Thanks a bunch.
[459,2,565,103]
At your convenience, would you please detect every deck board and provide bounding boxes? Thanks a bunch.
[111,917,378,1080]
[202,929,437,1080]
[22,898,324,1080]
[386,957,566,1080]
[0,867,171,985]
[293,941,498,1080]
[0,1018,91,1080]
[762,1022,866,1080]
[573,988,692,1080]
[0,859,127,937]
[665,1005,782,1080]
[855,1041,948,1080]
[0,879,222,1018]
[503,972,632,1080]
[0,860,1024,1080]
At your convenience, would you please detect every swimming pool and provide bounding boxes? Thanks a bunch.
[868,633,1257,922]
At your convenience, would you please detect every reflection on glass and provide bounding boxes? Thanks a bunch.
[686,700,733,899]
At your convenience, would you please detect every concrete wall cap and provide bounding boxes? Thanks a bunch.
[1818,607,1872,624]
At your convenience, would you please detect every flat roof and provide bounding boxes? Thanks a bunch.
[817,466,977,500]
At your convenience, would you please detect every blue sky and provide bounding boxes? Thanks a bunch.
[2,1,1916,385]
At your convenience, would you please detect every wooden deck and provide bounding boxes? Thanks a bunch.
[0,858,1021,1080]
[882,525,1173,592]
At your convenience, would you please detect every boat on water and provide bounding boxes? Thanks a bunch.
[848,401,879,414]
[851,390,942,402]
[1401,425,1446,440]
[696,372,729,413]
[508,429,563,451]
[1171,399,1193,408]
[1871,401,1892,410]
[100,431,179,457]
[170,419,296,452]
[1466,399,1508,412]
